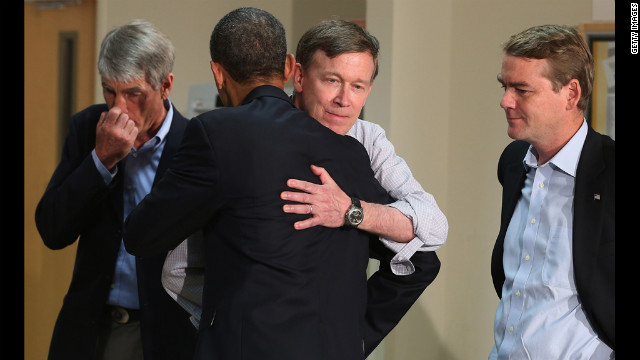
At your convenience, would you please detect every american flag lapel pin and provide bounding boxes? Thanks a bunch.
[593,194,601,200]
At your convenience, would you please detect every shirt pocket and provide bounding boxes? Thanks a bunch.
[542,226,576,289]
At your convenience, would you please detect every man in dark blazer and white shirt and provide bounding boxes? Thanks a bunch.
[35,20,196,360]
[491,25,614,359]
[124,7,437,360]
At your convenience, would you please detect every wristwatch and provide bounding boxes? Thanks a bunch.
[344,197,364,228]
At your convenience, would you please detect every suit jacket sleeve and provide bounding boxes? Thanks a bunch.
[124,117,220,257]
[35,104,116,249]
[363,236,441,356]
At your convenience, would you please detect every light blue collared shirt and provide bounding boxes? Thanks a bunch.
[92,100,174,309]
[490,120,613,360]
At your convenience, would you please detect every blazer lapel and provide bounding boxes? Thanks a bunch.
[501,161,527,232]
[492,141,528,296]
[108,158,126,221]
[155,106,188,184]
[573,127,606,281]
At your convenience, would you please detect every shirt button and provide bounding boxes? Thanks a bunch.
[509,326,514,333]
[524,255,530,261]
[515,290,521,297]
[539,182,544,188]
[530,218,536,224]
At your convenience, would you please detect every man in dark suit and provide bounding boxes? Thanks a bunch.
[35,20,196,360]
[159,19,443,357]
[491,24,614,359]
[124,7,433,360]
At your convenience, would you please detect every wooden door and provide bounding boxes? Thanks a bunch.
[24,1,96,358]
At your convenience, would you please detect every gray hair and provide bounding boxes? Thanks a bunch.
[98,19,175,90]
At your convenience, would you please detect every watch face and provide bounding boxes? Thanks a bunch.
[347,209,363,225]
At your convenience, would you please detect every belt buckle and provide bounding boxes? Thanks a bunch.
[111,306,130,324]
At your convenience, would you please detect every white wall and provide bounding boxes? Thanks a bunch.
[93,0,613,358]
[94,0,295,110]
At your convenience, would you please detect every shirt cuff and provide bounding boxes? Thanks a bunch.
[91,149,117,185]
[380,237,425,275]
[189,315,200,329]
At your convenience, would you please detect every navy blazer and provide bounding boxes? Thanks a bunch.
[35,103,197,360]
[124,85,437,360]
[491,126,615,350]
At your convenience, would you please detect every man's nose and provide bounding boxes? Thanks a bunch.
[333,86,349,107]
[114,93,127,110]
[500,90,515,109]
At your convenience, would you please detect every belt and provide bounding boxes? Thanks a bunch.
[107,306,141,324]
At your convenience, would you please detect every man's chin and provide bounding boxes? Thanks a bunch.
[506,126,523,141]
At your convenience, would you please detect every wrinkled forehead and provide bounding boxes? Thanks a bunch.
[101,74,150,85]
[101,76,154,91]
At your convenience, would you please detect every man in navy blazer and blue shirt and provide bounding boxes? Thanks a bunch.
[124,7,436,360]
[35,20,196,359]
[491,24,614,359]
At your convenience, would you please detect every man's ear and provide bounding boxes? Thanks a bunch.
[566,79,581,110]
[292,63,304,93]
[210,61,225,90]
[161,73,174,100]
[283,54,296,83]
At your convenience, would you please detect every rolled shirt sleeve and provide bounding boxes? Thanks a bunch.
[348,120,448,275]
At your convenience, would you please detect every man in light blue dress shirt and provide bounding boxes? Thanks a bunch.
[102,101,172,312]
[491,24,614,359]
[35,20,196,360]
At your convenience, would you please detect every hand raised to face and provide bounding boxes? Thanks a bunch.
[95,106,138,170]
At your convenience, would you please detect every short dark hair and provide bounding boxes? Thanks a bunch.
[503,24,594,111]
[296,19,380,82]
[209,7,287,85]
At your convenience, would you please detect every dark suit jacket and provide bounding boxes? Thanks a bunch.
[491,126,615,350]
[124,85,432,360]
[35,103,197,360]
[364,239,439,356]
